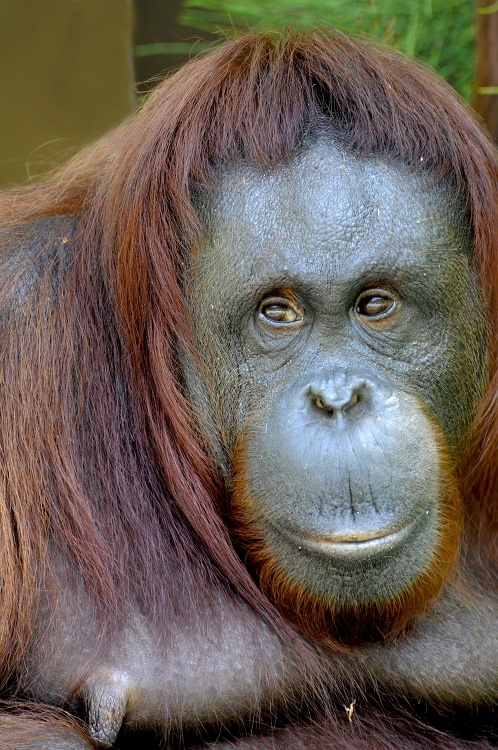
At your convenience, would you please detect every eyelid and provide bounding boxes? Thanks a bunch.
[264,288,300,306]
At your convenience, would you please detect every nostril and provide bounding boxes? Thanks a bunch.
[344,391,361,412]
[314,396,334,413]
[308,383,365,415]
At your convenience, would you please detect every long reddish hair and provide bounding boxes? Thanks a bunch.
[0,30,496,678]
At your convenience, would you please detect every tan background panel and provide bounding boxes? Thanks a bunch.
[0,0,134,186]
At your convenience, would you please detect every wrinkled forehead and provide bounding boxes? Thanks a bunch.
[199,139,466,234]
[192,139,471,280]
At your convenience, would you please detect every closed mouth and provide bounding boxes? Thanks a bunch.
[282,519,418,561]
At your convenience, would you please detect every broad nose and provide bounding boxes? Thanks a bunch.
[306,377,368,417]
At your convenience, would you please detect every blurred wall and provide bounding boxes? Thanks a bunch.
[0,0,134,186]
[134,0,185,87]
[473,1,498,142]
[133,0,218,91]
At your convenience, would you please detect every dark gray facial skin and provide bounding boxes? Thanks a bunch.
[189,138,487,607]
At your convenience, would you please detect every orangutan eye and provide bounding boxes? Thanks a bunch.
[354,287,399,321]
[258,291,303,327]
[262,304,298,323]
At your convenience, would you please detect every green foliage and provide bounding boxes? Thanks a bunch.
[177,0,474,100]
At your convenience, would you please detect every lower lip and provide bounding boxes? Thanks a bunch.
[285,520,418,561]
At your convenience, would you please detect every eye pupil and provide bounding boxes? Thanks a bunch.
[355,288,397,320]
[361,296,390,316]
[265,304,289,321]
[259,294,302,325]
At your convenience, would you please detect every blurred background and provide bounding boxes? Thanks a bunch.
[0,0,496,187]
